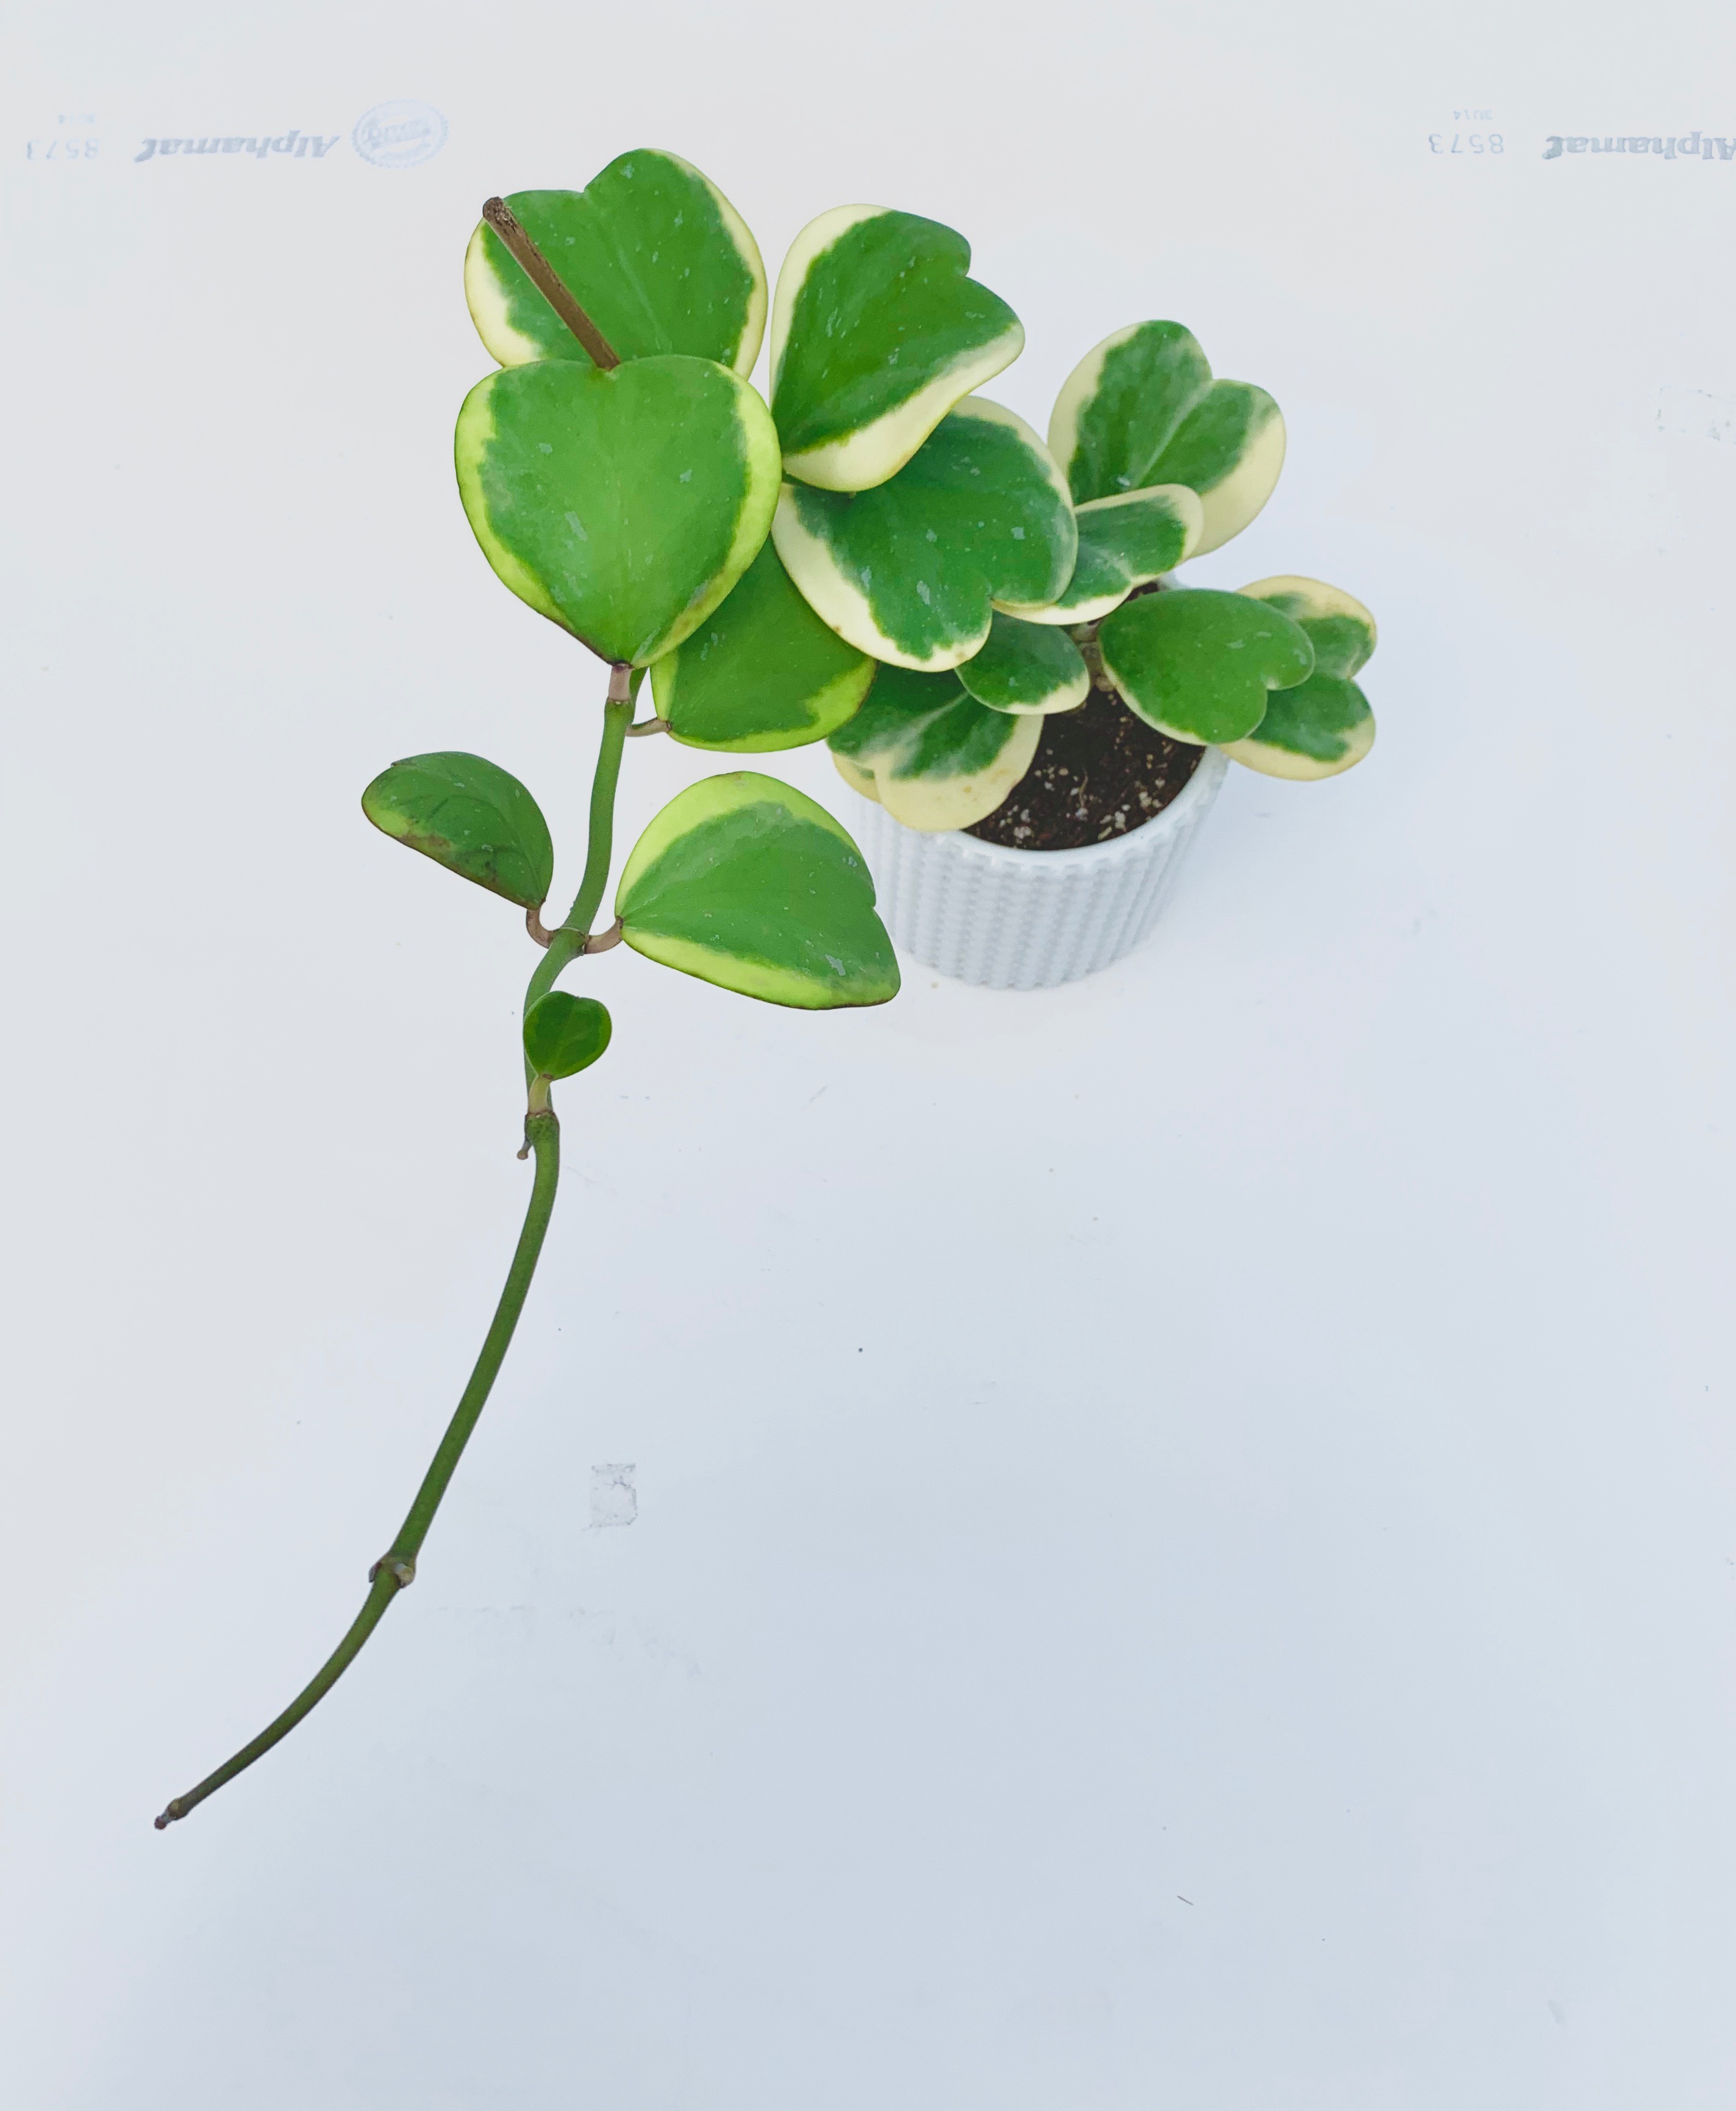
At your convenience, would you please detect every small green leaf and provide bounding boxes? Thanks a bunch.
[523,991,613,1077]
[616,773,898,1009]
[956,612,1090,715]
[770,206,1024,491]
[362,752,554,909]
[465,151,766,376]
[1154,381,1286,556]
[1237,574,1377,677]
[1221,576,1377,778]
[1221,673,1374,779]
[650,538,876,752]
[455,354,780,666]
[1049,321,1212,503]
[773,398,1076,671]
[999,485,1203,626]
[828,665,1040,830]
[1049,323,1285,555]
[1098,588,1313,746]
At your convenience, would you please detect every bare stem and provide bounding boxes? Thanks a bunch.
[482,198,620,369]
[154,1112,562,1828]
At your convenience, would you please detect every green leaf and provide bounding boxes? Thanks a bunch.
[956,612,1090,715]
[770,206,1024,491]
[1098,587,1313,746]
[999,485,1203,626]
[827,665,1040,830]
[523,991,613,1077]
[1049,321,1212,503]
[1221,576,1377,778]
[1220,673,1374,779]
[1237,574,1377,677]
[455,354,780,666]
[616,773,899,1009]
[773,398,1076,672]
[361,752,554,909]
[1154,381,1286,555]
[649,538,876,752]
[1049,322,1285,555]
[465,151,766,376]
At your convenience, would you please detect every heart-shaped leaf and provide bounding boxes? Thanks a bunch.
[1049,321,1285,555]
[649,538,876,752]
[1098,587,1313,746]
[770,206,1024,491]
[456,354,780,666]
[616,773,898,1009]
[828,665,1040,830]
[1049,321,1212,502]
[998,485,1203,626]
[1221,576,1377,777]
[773,398,1076,672]
[523,991,613,1077]
[956,612,1089,715]
[362,751,554,908]
[465,151,766,376]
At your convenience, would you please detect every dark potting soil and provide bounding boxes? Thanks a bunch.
[965,682,1203,851]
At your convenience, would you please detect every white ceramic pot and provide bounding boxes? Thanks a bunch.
[843,745,1229,990]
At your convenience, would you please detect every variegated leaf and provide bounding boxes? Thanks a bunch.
[1049,321,1285,556]
[773,398,1076,673]
[770,206,1024,491]
[455,354,780,666]
[615,773,898,1009]
[828,665,1040,830]
[1220,673,1374,780]
[1237,575,1377,677]
[957,612,1090,715]
[1157,382,1287,556]
[465,151,766,376]
[998,484,1203,626]
[1098,586,1313,746]
[650,539,875,752]
[1049,321,1212,502]
[1221,576,1377,778]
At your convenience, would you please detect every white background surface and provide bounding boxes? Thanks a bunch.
[3,3,1734,2105]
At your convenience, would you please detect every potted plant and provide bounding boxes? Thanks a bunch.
[799,309,1377,989]
[155,148,1376,1830]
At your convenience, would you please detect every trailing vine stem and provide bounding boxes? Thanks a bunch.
[154,665,634,1829]
[154,1115,560,1828]
[523,665,634,1023]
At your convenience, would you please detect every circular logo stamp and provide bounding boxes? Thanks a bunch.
[351,99,448,171]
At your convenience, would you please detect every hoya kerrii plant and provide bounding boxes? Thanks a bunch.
[156,149,1376,1831]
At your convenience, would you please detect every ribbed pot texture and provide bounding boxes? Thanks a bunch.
[843,746,1228,990]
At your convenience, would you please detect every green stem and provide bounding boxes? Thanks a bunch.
[524,665,635,1017]
[154,1112,561,1828]
[157,661,638,1831]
